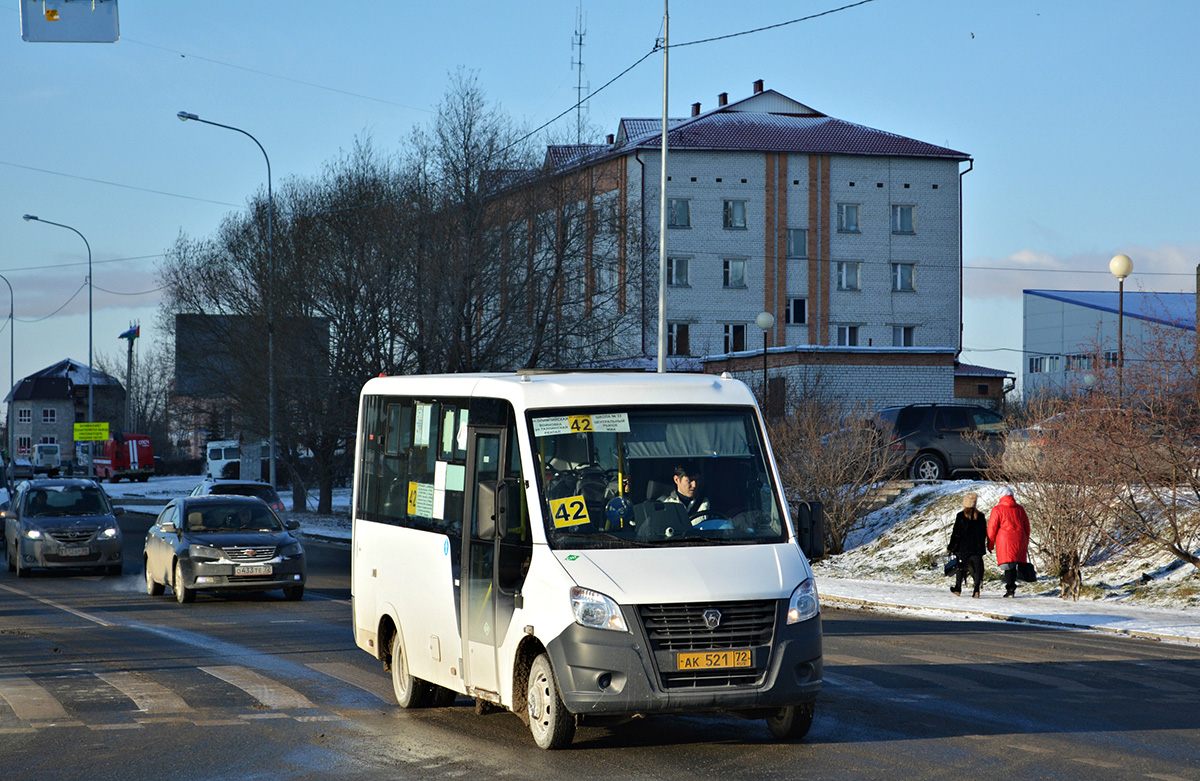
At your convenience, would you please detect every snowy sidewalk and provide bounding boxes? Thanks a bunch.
[819,577,1200,645]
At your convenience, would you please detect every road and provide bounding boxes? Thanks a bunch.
[3,510,1200,779]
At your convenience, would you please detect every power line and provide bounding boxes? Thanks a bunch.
[93,283,167,296]
[16,281,87,323]
[965,264,1194,277]
[0,254,165,274]
[669,0,879,49]
[0,160,244,209]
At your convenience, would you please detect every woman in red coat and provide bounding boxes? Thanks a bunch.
[987,487,1030,597]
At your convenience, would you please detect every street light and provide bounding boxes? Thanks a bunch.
[756,311,775,412]
[1110,253,1134,406]
[23,214,93,477]
[0,273,12,466]
[177,111,276,487]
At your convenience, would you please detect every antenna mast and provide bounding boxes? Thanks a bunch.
[572,4,588,144]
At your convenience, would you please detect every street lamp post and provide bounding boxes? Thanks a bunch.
[1110,253,1134,406]
[177,111,276,488]
[756,311,775,414]
[0,273,12,464]
[23,215,93,477]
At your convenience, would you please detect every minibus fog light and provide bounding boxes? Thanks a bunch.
[570,587,628,632]
[787,578,820,624]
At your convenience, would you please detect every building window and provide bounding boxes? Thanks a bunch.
[667,323,690,356]
[976,383,990,396]
[723,200,747,229]
[1066,354,1094,372]
[667,198,690,228]
[892,326,915,347]
[17,436,30,455]
[18,409,31,424]
[666,257,690,286]
[1029,357,1042,374]
[723,259,747,288]
[42,408,57,424]
[785,297,807,325]
[837,203,860,233]
[1046,355,1061,372]
[1104,351,1119,367]
[836,325,859,347]
[892,263,915,292]
[836,261,861,291]
[786,228,808,258]
[892,205,915,234]
[724,323,747,353]
[40,436,57,445]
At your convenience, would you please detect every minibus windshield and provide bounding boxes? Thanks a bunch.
[529,406,786,549]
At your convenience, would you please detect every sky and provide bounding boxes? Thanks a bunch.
[3,0,1199,401]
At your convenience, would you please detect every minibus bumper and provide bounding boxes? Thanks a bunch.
[546,608,822,715]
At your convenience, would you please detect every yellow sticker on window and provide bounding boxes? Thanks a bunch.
[407,482,419,515]
[549,495,590,528]
[567,415,593,433]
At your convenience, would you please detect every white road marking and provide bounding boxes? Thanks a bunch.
[0,583,114,627]
[199,665,316,710]
[0,675,70,721]
[95,671,193,713]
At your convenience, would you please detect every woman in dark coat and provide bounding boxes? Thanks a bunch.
[948,492,987,598]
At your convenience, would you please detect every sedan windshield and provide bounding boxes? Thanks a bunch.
[183,502,283,533]
[530,406,785,550]
[25,486,111,517]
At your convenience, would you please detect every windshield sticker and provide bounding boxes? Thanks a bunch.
[549,495,590,528]
[407,481,435,518]
[415,403,432,447]
[533,413,631,437]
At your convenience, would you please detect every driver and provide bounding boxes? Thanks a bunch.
[657,462,712,523]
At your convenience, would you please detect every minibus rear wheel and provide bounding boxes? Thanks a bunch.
[766,702,815,740]
[390,633,434,708]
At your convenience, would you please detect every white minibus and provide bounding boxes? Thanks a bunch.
[351,371,822,749]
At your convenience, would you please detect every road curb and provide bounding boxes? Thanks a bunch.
[820,594,1200,647]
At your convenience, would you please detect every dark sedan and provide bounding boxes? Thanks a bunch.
[143,495,305,603]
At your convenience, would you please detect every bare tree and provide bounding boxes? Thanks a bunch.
[769,389,904,555]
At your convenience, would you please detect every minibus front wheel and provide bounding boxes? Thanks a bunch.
[765,702,815,740]
[526,654,575,749]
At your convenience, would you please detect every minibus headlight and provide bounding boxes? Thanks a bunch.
[787,577,820,624]
[570,586,628,632]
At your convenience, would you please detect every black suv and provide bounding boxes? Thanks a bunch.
[876,404,1006,481]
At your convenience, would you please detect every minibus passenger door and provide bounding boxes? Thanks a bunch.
[462,428,505,698]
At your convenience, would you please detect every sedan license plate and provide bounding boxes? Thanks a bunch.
[234,565,272,576]
[60,546,91,557]
[677,649,752,671]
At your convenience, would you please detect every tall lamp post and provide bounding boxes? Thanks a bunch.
[756,311,775,413]
[0,273,12,464]
[1109,253,1134,406]
[23,215,93,477]
[177,111,276,488]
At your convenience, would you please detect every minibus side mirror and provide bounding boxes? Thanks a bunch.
[476,480,507,540]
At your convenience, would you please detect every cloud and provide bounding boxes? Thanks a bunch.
[964,243,1200,301]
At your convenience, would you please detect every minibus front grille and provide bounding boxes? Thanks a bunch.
[639,600,776,651]
[639,600,777,689]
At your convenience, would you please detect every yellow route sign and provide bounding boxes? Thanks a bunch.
[74,422,110,442]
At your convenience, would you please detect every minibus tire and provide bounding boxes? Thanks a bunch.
[765,702,815,740]
[526,654,575,749]
[391,633,434,708]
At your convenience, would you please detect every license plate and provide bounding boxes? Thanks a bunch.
[60,546,91,557]
[676,649,752,670]
[235,565,272,576]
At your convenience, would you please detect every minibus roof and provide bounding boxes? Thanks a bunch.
[360,371,759,411]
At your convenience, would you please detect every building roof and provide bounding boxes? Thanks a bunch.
[5,359,122,403]
[955,362,1012,378]
[609,88,968,161]
[1025,290,1196,332]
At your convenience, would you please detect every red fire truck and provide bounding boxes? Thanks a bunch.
[93,434,155,483]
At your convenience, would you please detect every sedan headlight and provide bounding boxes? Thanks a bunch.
[189,544,223,561]
[279,543,303,558]
[787,577,820,624]
[23,528,43,540]
[570,586,628,632]
[101,526,120,539]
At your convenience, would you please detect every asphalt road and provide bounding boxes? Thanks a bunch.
[2,511,1200,779]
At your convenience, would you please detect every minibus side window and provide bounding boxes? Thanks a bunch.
[497,419,532,592]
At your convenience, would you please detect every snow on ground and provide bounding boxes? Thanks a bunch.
[812,478,1200,612]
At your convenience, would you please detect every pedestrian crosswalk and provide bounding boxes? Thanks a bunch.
[0,661,393,732]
